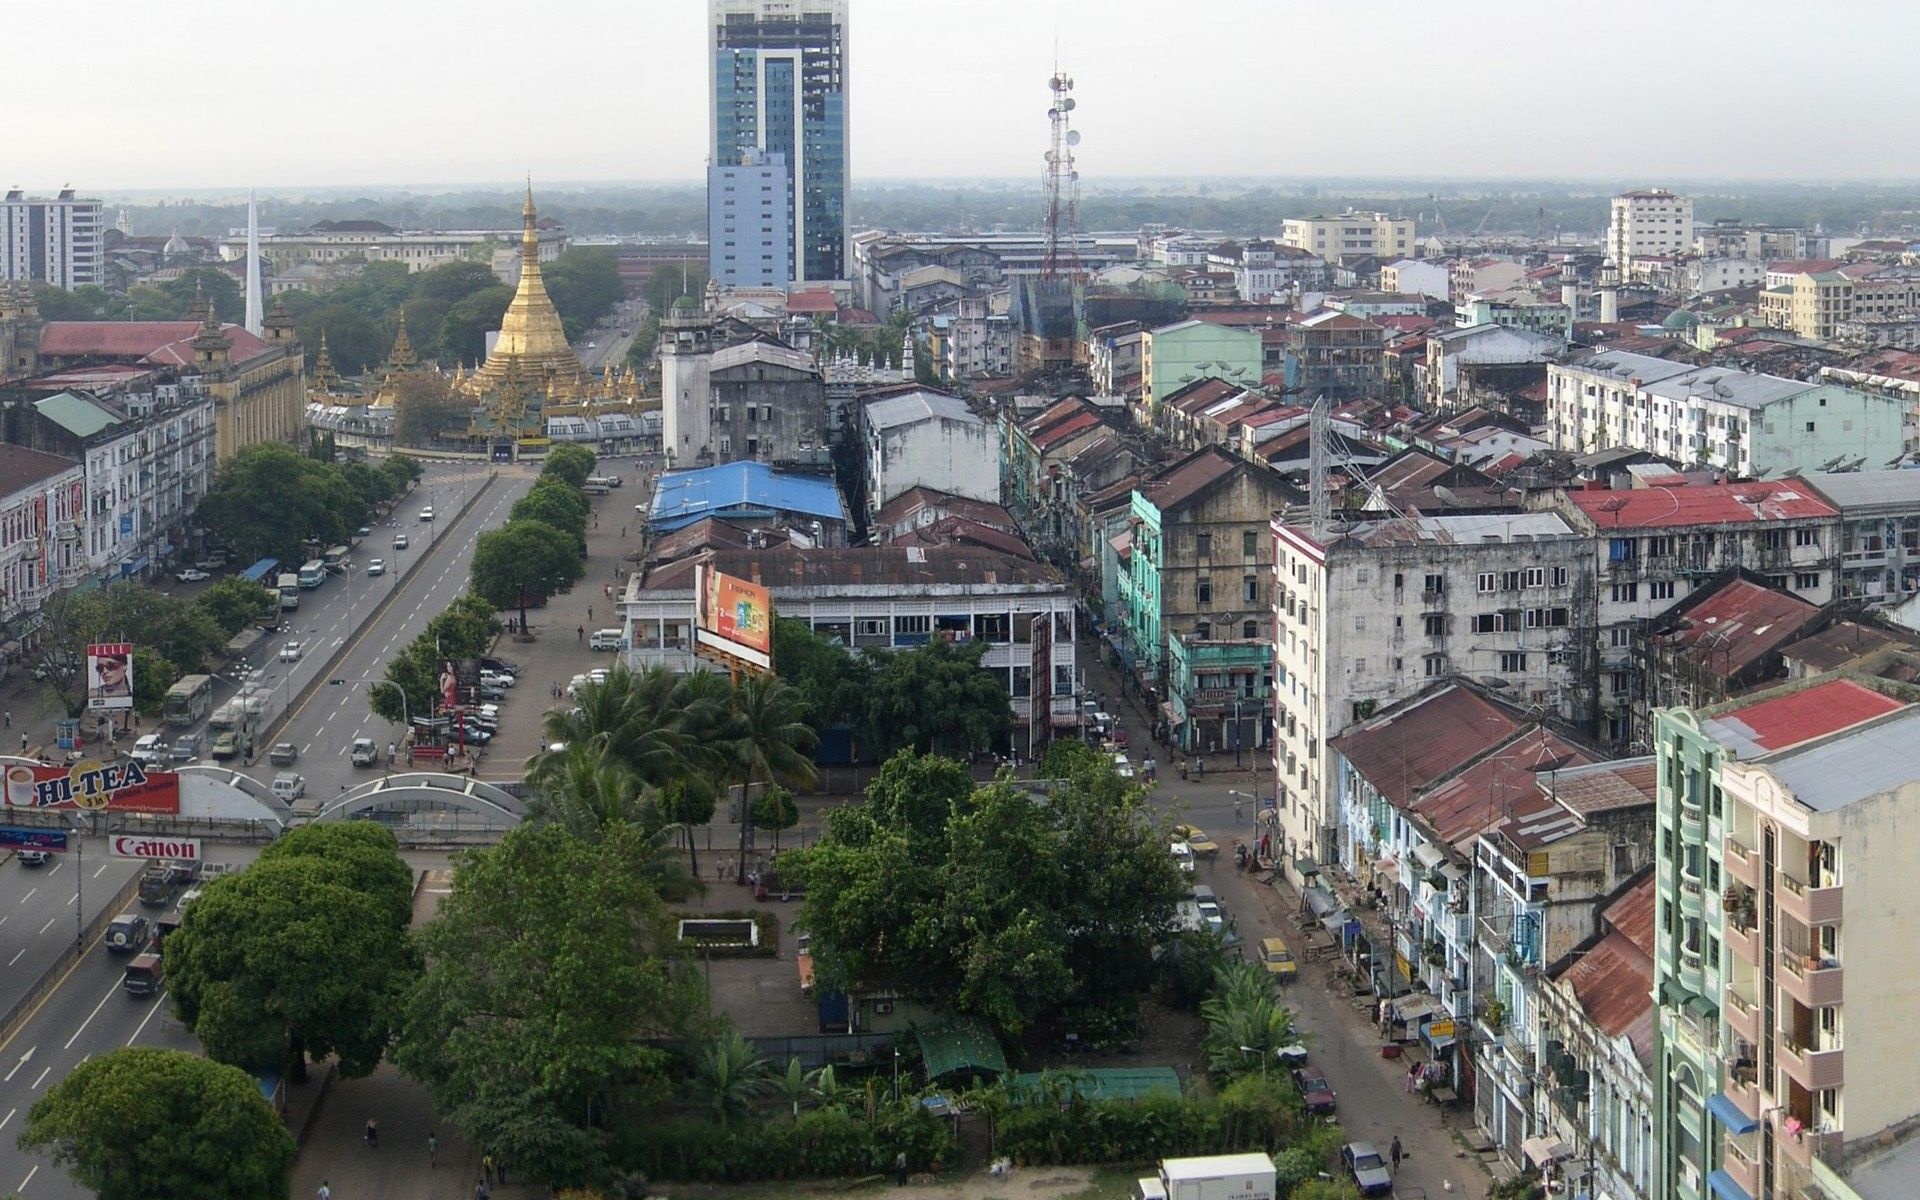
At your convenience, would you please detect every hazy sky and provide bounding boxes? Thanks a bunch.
[20,0,1920,192]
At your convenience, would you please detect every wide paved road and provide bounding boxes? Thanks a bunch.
[0,854,141,1022]
[0,845,257,1200]
[240,465,537,805]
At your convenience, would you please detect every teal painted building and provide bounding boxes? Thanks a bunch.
[1142,320,1262,406]
[1166,633,1270,755]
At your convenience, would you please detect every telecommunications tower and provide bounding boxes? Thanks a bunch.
[1041,70,1082,280]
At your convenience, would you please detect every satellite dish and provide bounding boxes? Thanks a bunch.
[1047,108,1058,119]
[1063,98,1076,110]
[1433,484,1461,508]
[1066,130,1082,146]
[1043,150,1054,162]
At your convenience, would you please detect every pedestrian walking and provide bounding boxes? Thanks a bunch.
[587,606,593,621]
[894,1151,908,1185]
[1405,1062,1419,1093]
[365,1117,379,1148]
[318,1182,331,1200]
[482,1154,494,1185]
[1390,1135,1403,1170]
[474,1180,489,1200]
[4,710,11,729]
[18,732,25,753]
[497,1156,508,1185]
[428,1132,438,1168]
[576,625,584,642]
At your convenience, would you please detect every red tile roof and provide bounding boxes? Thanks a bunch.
[1653,577,1821,678]
[1143,445,1243,513]
[1030,408,1103,451]
[39,321,274,365]
[1331,685,1528,809]
[1568,480,1837,529]
[1706,679,1905,754]
[784,288,838,314]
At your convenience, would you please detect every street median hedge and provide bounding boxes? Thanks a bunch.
[614,1104,953,1183]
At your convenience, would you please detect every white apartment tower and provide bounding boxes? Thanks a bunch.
[1608,189,1694,269]
[0,189,104,289]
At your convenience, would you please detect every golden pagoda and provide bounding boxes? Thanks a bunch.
[460,184,592,415]
[369,317,420,409]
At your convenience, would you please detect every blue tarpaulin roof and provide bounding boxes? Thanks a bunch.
[648,461,846,532]
[1707,1092,1759,1136]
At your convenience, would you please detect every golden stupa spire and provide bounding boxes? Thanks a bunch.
[460,178,588,409]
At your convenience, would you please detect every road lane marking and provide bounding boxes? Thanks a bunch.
[65,894,74,907]
[65,982,121,1049]
[44,863,59,879]
[6,949,23,967]
[36,917,54,935]
[127,992,167,1045]
[17,889,33,905]
[30,1066,50,1090]
[92,863,109,878]
[3,1048,32,1081]
[0,1108,12,1132]
[17,1165,36,1192]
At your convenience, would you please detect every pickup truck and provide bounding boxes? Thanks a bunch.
[350,737,379,767]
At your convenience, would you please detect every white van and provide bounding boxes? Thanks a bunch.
[131,734,169,766]
[588,629,625,651]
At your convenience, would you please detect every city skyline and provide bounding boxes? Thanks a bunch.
[13,0,1920,190]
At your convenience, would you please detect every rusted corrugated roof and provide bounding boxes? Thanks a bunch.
[1142,445,1243,513]
[1569,480,1837,529]
[1604,872,1657,957]
[643,543,1063,592]
[1559,931,1654,1066]
[1330,685,1529,810]
[1412,727,1594,852]
[1699,678,1907,757]
[1653,578,1821,679]
[1546,758,1658,817]
[1779,620,1909,672]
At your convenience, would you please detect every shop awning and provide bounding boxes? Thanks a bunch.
[1419,1016,1457,1050]
[1374,854,1399,876]
[1391,994,1445,1022]
[1412,842,1447,871]
[1706,1169,1755,1200]
[1521,1136,1573,1169]
[1319,908,1351,935]
[1161,701,1182,725]
[1303,885,1338,918]
[1295,857,1320,878]
[1707,1092,1759,1136]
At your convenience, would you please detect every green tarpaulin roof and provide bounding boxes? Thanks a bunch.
[915,1019,1008,1080]
[1011,1067,1183,1103]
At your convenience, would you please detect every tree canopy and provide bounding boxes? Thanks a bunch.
[470,519,585,632]
[790,750,1184,1039]
[541,443,597,490]
[20,1048,295,1200]
[33,584,226,717]
[390,371,474,445]
[166,854,419,1080]
[255,821,414,933]
[198,577,277,637]
[196,443,369,564]
[396,823,705,1186]
[510,479,589,546]
[368,592,501,723]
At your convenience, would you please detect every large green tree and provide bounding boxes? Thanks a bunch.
[198,577,277,637]
[396,823,704,1186]
[437,285,514,364]
[540,444,597,490]
[31,584,224,718]
[390,371,473,446]
[368,592,501,724]
[166,856,419,1081]
[197,443,368,563]
[470,519,585,632]
[20,1048,295,1200]
[255,821,413,933]
[791,751,1184,1039]
[510,479,589,547]
[729,675,818,884]
[541,248,625,342]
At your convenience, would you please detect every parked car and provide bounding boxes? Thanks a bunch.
[105,913,151,954]
[1259,935,1299,980]
[168,735,201,763]
[454,725,493,745]
[588,628,624,651]
[1169,841,1195,875]
[1111,752,1134,779]
[279,640,302,662]
[478,684,507,702]
[1294,1066,1337,1115]
[366,558,385,577]
[480,656,520,675]
[269,742,298,766]
[480,670,514,689]
[175,568,209,583]
[1341,1142,1393,1197]
[355,525,373,537]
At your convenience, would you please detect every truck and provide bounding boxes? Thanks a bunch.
[1135,1153,1276,1200]
[350,737,379,767]
[277,572,301,609]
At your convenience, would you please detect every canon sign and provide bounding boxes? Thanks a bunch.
[110,835,202,862]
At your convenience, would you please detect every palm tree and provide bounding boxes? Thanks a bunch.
[692,1030,772,1125]
[1199,960,1301,1082]
[533,664,690,788]
[728,675,819,885]
[524,740,646,840]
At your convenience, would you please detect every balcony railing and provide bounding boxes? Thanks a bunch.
[1778,1035,1845,1091]
[1779,950,1845,1007]
[1725,990,1760,1044]
[1777,872,1844,925]
[1724,839,1760,889]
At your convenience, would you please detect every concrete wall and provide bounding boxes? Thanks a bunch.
[872,416,998,510]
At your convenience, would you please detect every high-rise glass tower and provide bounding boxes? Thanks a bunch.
[709,0,848,286]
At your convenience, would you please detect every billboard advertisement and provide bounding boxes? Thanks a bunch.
[695,563,772,672]
[111,834,201,861]
[3,760,181,814]
[86,642,134,711]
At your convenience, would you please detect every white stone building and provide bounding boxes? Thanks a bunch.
[1608,189,1694,270]
[1269,511,1594,880]
[1380,259,1450,301]
[0,444,85,639]
[0,189,104,289]
[1282,211,1415,261]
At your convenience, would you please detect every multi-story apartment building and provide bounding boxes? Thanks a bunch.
[1608,189,1694,270]
[1551,480,1839,746]
[0,444,85,650]
[710,0,849,284]
[1140,320,1263,407]
[1380,259,1449,300]
[1547,350,1906,477]
[945,297,1014,379]
[1650,677,1920,1200]
[1270,511,1593,879]
[705,340,827,467]
[1800,470,1920,600]
[1752,264,1920,344]
[1117,446,1291,685]
[1423,324,1563,413]
[1462,294,1573,341]
[1448,258,1529,307]
[1694,222,1807,262]
[707,148,793,288]
[1087,321,1144,397]
[0,189,104,289]
[861,387,996,516]
[1287,311,1383,401]
[1281,210,1415,261]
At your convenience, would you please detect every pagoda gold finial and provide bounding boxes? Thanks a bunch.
[522,177,539,262]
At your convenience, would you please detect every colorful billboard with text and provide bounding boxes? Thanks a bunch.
[695,563,773,672]
[86,642,134,711]
[4,760,180,814]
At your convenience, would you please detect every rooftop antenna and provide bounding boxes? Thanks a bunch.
[1309,394,1331,539]
[1041,67,1082,281]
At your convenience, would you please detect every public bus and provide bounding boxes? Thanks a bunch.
[322,545,351,573]
[297,560,327,589]
[164,675,214,727]
[585,474,622,490]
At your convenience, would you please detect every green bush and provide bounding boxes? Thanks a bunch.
[614,1103,953,1183]
[991,1076,1338,1167]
